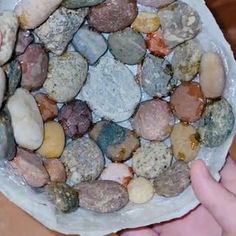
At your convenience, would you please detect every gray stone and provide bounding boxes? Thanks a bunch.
[62,0,104,8]
[72,26,107,65]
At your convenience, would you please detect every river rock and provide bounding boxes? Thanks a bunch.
[14,0,62,29]
[0,68,6,109]
[35,7,88,55]
[81,57,141,122]
[0,12,18,66]
[72,26,107,65]
[7,88,44,150]
[62,0,104,8]
[44,52,88,103]
[137,0,175,8]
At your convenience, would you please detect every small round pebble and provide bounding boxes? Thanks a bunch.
[108,27,146,65]
[170,82,205,123]
[137,0,175,8]
[198,99,235,147]
[35,93,58,122]
[44,159,67,182]
[100,163,133,187]
[62,0,104,8]
[47,182,79,213]
[131,12,160,34]
[7,88,44,150]
[158,1,201,48]
[200,52,225,98]
[0,109,16,161]
[37,121,65,159]
[44,52,88,103]
[17,43,49,91]
[74,180,129,213]
[153,161,190,197]
[72,26,107,65]
[90,121,139,162]
[141,55,175,97]
[61,137,104,186]
[132,99,174,141]
[127,177,154,204]
[146,29,170,57]
[81,56,141,122]
[172,40,202,81]
[10,148,49,188]
[88,0,138,33]
[171,122,200,162]
[132,142,172,179]
[58,100,92,139]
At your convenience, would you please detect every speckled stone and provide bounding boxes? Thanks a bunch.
[158,1,201,48]
[90,121,139,162]
[198,99,235,147]
[35,7,88,55]
[61,137,105,186]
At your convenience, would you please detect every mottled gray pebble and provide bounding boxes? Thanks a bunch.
[108,27,146,65]
[72,26,107,65]
[74,180,129,213]
[158,1,201,48]
[35,7,88,55]
[198,99,235,147]
[141,55,175,97]
[0,109,16,161]
[81,56,141,122]
[61,137,105,186]
[172,40,202,81]
[62,0,104,8]
[154,161,190,197]
[44,52,88,103]
[47,182,79,213]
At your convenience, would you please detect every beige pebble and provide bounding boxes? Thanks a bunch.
[100,163,133,187]
[127,177,154,204]
[132,12,160,33]
[14,0,62,29]
[200,52,225,98]
[37,121,65,159]
[7,88,44,150]
[171,122,200,163]
[44,159,66,182]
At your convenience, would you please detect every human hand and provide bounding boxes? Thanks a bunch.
[120,157,236,236]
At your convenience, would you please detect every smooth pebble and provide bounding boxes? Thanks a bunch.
[37,121,65,159]
[62,0,104,8]
[7,88,44,150]
[137,0,175,8]
[127,177,154,204]
[15,30,34,56]
[44,52,88,103]
[72,26,107,65]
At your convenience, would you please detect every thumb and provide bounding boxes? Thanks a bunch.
[191,160,236,235]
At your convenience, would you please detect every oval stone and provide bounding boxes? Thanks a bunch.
[7,88,44,150]
[44,52,88,103]
[0,11,18,66]
[108,27,146,65]
[74,180,129,213]
[81,57,141,122]
[88,0,138,33]
[61,137,105,186]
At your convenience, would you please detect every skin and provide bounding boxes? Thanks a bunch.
[120,157,236,236]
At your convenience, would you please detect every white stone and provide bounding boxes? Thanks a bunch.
[0,11,18,65]
[14,0,62,29]
[7,88,44,150]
